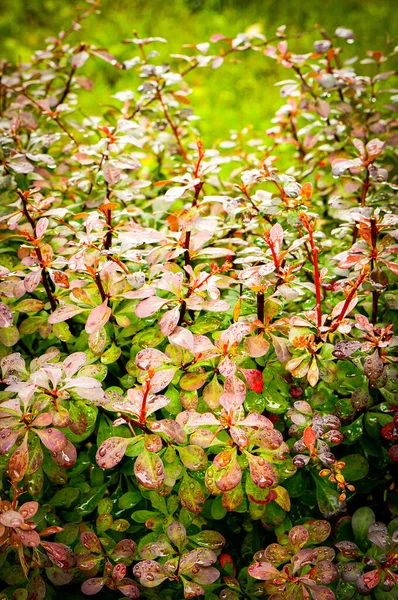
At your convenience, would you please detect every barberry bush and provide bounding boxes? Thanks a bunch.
[0,2,397,598]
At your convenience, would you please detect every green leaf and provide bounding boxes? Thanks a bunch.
[315,475,345,519]
[52,321,72,341]
[74,483,108,517]
[19,316,47,334]
[179,473,205,514]
[63,403,98,443]
[352,507,375,550]
[118,490,142,510]
[132,510,160,523]
[101,343,122,364]
[50,487,80,507]
[78,363,108,382]
[211,495,227,520]
[341,455,369,481]
[341,415,364,444]
[0,325,20,346]
[262,388,289,414]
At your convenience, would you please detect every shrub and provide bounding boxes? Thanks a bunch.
[0,2,397,599]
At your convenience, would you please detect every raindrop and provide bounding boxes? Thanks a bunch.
[98,447,106,457]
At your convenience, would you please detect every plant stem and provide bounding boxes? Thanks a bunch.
[370,216,379,325]
[104,205,113,250]
[94,272,107,302]
[156,87,188,160]
[360,167,370,207]
[19,190,57,311]
[257,292,264,324]
[329,268,368,333]
[301,216,322,330]
[56,66,76,107]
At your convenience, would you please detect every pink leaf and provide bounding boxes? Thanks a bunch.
[248,561,281,581]
[48,304,86,324]
[247,454,276,488]
[103,162,121,186]
[96,437,132,469]
[36,217,49,238]
[176,410,220,430]
[149,419,187,444]
[52,440,77,468]
[85,300,111,334]
[81,578,105,595]
[30,413,53,427]
[366,138,384,159]
[244,334,270,358]
[316,99,331,118]
[218,356,236,378]
[9,434,29,482]
[118,580,140,599]
[220,322,252,346]
[150,368,177,394]
[41,541,76,569]
[134,450,164,489]
[159,306,180,336]
[136,348,169,370]
[168,326,194,353]
[0,428,20,454]
[0,303,13,328]
[81,531,102,553]
[63,352,86,377]
[269,334,291,363]
[145,394,171,416]
[135,296,168,318]
[24,269,42,293]
[213,449,242,492]
[270,223,284,253]
[34,428,68,452]
[18,528,41,547]
[0,509,24,528]
[133,560,168,587]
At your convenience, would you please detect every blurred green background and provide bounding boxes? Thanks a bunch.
[1,0,396,142]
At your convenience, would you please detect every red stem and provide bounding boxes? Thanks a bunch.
[329,269,368,333]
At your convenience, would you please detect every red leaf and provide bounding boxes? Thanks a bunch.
[81,578,105,595]
[239,369,263,393]
[9,434,29,482]
[303,427,317,453]
[247,454,276,488]
[52,440,77,468]
[363,569,381,589]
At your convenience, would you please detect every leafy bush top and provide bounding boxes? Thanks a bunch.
[0,2,397,599]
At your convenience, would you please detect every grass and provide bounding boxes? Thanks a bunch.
[1,0,396,142]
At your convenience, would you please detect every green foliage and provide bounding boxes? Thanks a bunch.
[0,1,397,599]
